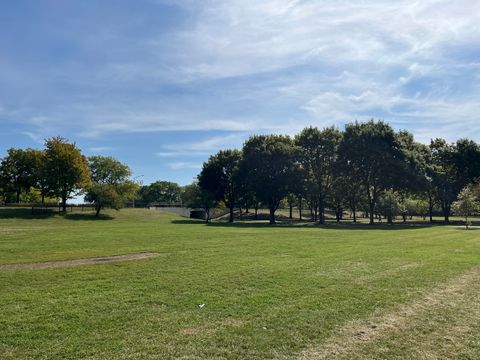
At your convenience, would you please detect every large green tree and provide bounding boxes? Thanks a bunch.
[339,120,405,224]
[85,156,136,216]
[430,138,480,223]
[242,135,298,224]
[430,139,460,223]
[198,149,242,222]
[295,127,342,223]
[44,137,91,212]
[0,148,40,203]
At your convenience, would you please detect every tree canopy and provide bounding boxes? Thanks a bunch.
[242,135,298,224]
[2,120,480,226]
[43,137,91,212]
[198,149,242,222]
[139,181,182,205]
[85,156,136,216]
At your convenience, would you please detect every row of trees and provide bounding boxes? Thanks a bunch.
[0,137,137,216]
[0,138,197,216]
[196,120,480,224]
[2,120,479,224]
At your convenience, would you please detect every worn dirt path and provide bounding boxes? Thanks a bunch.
[298,266,480,360]
[0,252,160,271]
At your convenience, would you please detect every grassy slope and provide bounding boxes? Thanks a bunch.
[1,208,480,359]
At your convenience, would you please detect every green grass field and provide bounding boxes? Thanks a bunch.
[1,208,480,359]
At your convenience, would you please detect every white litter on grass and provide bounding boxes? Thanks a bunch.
[198,303,205,308]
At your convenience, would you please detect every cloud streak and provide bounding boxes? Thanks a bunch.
[1,0,479,155]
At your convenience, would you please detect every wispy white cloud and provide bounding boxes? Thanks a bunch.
[20,131,44,144]
[157,133,247,159]
[164,134,245,152]
[88,146,113,153]
[81,1,480,140]
[159,0,480,80]
[168,161,202,170]
[2,0,480,145]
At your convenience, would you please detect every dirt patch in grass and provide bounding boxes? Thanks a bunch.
[298,266,480,360]
[0,252,160,271]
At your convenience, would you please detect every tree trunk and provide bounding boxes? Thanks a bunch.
[352,205,357,223]
[61,191,67,213]
[367,186,375,225]
[428,193,434,222]
[289,204,293,219]
[299,197,303,221]
[95,206,101,217]
[269,206,276,225]
[369,201,375,225]
[254,205,258,220]
[388,215,393,224]
[319,197,325,224]
[229,205,234,223]
[41,193,45,204]
[443,202,450,223]
[16,190,20,203]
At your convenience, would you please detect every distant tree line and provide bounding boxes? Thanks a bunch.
[195,120,480,225]
[0,137,137,216]
[3,120,480,225]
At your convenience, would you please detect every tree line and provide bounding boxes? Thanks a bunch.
[195,120,480,225]
[0,137,194,216]
[2,120,480,225]
[0,137,137,216]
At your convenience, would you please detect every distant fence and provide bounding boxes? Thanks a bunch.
[33,203,96,214]
[3,203,96,214]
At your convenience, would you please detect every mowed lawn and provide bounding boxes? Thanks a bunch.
[1,209,480,359]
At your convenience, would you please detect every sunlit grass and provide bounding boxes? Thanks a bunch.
[1,208,479,359]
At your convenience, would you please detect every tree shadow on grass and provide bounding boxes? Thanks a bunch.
[0,207,57,219]
[171,218,447,230]
[0,207,114,221]
[64,213,114,221]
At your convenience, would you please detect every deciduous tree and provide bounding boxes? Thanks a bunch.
[295,127,342,224]
[339,120,405,224]
[242,135,298,224]
[85,156,135,216]
[198,149,242,222]
[44,137,91,212]
[453,186,479,229]
[139,181,182,205]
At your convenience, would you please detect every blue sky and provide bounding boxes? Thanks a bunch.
[1,0,480,186]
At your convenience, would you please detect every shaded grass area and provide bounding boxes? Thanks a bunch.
[1,208,480,359]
